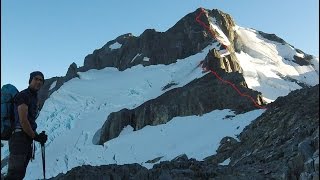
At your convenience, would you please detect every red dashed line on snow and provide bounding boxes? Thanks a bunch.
[195,8,267,109]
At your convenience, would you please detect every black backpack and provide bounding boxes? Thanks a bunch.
[1,84,19,140]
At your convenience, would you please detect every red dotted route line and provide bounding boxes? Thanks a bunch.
[195,8,267,109]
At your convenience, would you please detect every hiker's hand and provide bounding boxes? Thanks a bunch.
[34,132,47,145]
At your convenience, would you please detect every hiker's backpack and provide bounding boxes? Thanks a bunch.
[1,84,19,140]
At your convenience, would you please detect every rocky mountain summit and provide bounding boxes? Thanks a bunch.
[50,85,319,180]
[37,7,315,110]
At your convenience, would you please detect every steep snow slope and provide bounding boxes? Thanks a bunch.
[201,10,318,103]
[234,26,319,102]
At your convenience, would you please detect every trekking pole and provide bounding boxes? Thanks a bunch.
[41,131,46,180]
[41,143,45,180]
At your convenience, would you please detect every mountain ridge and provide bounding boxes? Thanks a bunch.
[37,7,318,109]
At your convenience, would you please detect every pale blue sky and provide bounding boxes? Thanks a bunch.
[1,0,319,91]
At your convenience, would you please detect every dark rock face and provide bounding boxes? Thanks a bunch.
[145,156,163,164]
[98,108,136,144]
[293,53,313,66]
[79,8,216,72]
[257,30,286,45]
[202,48,243,74]
[49,85,319,180]
[204,136,240,165]
[82,33,137,71]
[225,84,319,179]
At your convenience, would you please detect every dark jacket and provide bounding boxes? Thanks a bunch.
[13,87,39,131]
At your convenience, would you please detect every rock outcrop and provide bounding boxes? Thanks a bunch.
[211,84,319,179]
[76,8,239,73]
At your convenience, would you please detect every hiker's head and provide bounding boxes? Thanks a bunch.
[29,71,44,91]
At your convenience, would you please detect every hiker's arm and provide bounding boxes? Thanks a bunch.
[17,103,36,139]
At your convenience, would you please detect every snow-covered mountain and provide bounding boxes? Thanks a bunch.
[1,7,319,179]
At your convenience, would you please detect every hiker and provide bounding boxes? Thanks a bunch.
[5,71,48,180]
